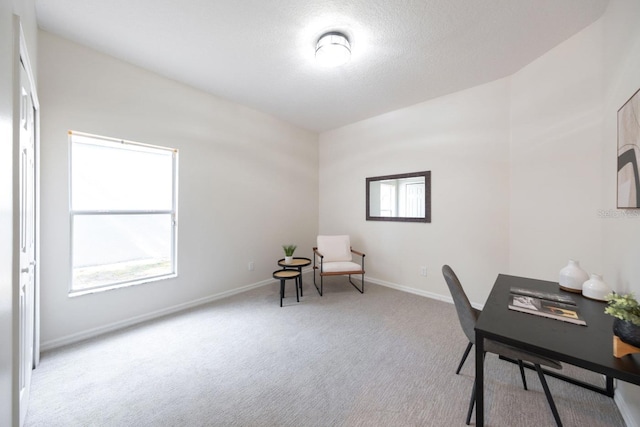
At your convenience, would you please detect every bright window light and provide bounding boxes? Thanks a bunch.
[69,131,179,295]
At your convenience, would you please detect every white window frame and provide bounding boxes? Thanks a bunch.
[69,131,179,296]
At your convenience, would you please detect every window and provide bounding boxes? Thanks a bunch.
[69,131,178,295]
[379,182,396,217]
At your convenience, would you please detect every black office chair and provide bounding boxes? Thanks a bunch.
[442,265,563,426]
[445,267,528,383]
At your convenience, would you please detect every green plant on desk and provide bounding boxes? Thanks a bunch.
[282,244,297,257]
[605,293,640,326]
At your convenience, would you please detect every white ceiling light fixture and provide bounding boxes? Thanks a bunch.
[315,32,351,67]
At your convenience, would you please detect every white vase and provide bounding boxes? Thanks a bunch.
[284,256,293,264]
[582,274,612,301]
[559,260,589,293]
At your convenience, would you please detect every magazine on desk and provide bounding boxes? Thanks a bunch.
[509,286,577,305]
[508,293,587,326]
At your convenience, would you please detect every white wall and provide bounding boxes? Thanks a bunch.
[509,22,604,282]
[602,0,640,424]
[319,79,511,305]
[38,31,319,347]
[1,0,37,425]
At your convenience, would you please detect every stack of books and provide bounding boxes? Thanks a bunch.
[508,287,587,326]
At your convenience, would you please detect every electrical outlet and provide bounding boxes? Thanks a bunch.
[248,261,254,271]
[420,266,427,277]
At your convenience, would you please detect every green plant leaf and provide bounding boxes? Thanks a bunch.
[604,293,640,326]
[282,244,297,256]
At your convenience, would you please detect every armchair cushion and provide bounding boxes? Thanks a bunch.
[321,261,364,274]
[317,235,353,262]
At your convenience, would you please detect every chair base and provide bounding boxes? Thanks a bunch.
[466,359,562,427]
[499,356,614,397]
[457,343,529,390]
[349,275,364,294]
[456,342,474,375]
[313,269,364,296]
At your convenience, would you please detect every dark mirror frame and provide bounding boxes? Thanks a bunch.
[366,171,431,223]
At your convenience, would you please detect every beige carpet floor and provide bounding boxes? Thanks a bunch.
[25,275,626,426]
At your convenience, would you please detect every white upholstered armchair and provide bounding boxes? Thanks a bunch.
[313,235,365,296]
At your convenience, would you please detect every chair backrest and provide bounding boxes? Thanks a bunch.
[442,265,479,344]
[317,235,353,262]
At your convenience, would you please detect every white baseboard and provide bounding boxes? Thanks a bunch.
[367,276,451,301]
[366,276,484,311]
[615,388,639,427]
[40,277,276,351]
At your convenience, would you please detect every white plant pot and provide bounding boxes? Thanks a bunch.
[284,256,293,264]
[582,274,612,301]
[559,259,589,293]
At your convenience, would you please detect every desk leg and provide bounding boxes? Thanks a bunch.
[606,376,614,397]
[476,332,484,427]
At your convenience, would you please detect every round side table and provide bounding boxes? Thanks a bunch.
[277,257,311,296]
[273,270,300,307]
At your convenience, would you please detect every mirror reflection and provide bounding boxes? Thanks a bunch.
[366,171,431,222]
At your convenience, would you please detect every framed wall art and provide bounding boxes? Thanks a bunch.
[618,87,640,208]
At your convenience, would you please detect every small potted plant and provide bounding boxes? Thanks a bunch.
[282,244,297,264]
[605,292,640,348]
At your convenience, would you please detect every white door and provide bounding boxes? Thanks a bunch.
[18,56,37,427]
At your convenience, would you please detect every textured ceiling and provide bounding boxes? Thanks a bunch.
[35,0,609,132]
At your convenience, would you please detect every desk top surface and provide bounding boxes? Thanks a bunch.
[476,274,640,384]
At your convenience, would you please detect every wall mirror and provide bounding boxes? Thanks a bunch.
[366,171,431,222]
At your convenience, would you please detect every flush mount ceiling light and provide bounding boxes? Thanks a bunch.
[315,32,351,67]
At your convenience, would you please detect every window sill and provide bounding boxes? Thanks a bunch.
[68,273,177,298]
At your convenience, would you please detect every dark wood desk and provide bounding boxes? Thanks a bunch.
[475,274,640,426]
